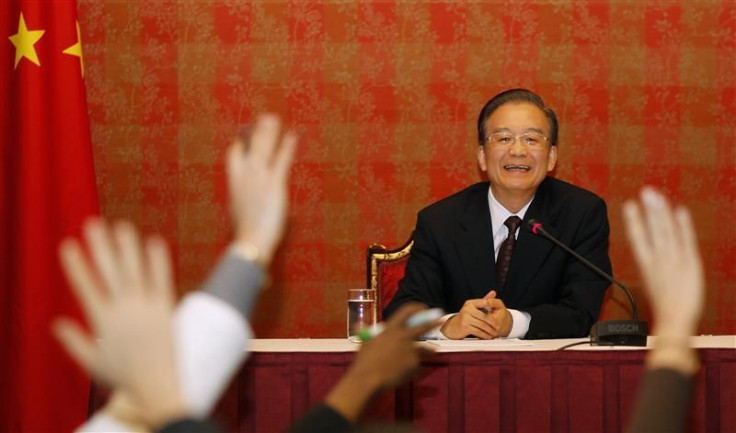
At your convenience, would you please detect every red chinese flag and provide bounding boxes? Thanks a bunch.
[0,0,99,430]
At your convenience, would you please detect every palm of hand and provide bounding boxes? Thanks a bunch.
[624,189,704,334]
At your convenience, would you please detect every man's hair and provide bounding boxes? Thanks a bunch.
[476,88,559,146]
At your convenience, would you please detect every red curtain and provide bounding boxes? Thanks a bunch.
[0,0,99,430]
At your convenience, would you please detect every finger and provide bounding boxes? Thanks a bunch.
[146,235,175,305]
[622,199,652,269]
[227,140,244,171]
[487,310,510,333]
[274,130,298,181]
[84,218,123,297]
[385,302,426,329]
[641,187,677,255]
[467,320,496,339]
[59,238,105,325]
[467,298,495,310]
[462,312,498,337]
[227,141,244,191]
[674,205,694,246]
[463,304,496,325]
[417,345,437,357]
[483,290,497,299]
[52,318,99,377]
[675,207,702,276]
[113,221,145,295]
[227,140,245,171]
[249,114,281,164]
[486,298,506,310]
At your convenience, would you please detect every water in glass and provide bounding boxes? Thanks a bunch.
[346,289,375,341]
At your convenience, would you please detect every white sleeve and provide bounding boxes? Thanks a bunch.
[75,292,250,432]
[75,412,141,433]
[424,311,531,340]
[422,313,455,340]
[506,309,531,339]
[175,292,251,416]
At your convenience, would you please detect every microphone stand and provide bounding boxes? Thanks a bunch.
[527,220,648,346]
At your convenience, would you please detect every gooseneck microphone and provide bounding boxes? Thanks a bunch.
[527,219,648,347]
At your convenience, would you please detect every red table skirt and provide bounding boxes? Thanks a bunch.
[211,349,736,433]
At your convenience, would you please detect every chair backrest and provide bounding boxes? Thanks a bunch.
[366,234,413,321]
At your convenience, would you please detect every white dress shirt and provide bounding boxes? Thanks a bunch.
[486,186,532,338]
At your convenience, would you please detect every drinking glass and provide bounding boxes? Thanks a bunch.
[346,289,376,342]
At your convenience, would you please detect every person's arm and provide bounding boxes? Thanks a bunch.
[79,257,260,433]
[623,187,704,433]
[54,220,189,429]
[289,303,438,433]
[156,418,222,433]
[70,114,297,432]
[175,114,295,418]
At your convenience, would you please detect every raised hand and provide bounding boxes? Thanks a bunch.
[53,219,185,427]
[228,114,297,267]
[623,187,704,338]
[323,303,438,422]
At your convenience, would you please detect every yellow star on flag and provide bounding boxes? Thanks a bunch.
[62,21,84,77]
[8,12,45,69]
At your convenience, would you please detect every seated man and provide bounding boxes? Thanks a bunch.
[383,88,612,340]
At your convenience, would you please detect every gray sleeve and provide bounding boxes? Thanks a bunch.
[199,253,265,320]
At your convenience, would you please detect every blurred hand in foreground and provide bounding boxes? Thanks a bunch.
[324,303,439,422]
[623,186,704,375]
[54,218,185,429]
[623,186,704,338]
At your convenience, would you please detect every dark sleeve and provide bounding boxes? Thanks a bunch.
[288,403,353,433]
[383,211,446,318]
[157,418,222,433]
[627,368,695,433]
[524,197,611,338]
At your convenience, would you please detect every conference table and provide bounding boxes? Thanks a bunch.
[210,336,735,433]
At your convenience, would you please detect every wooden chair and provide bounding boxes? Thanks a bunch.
[366,234,413,321]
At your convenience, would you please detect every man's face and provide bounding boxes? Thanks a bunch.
[477,102,557,200]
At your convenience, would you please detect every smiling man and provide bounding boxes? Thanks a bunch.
[383,89,612,340]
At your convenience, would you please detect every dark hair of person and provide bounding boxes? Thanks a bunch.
[476,88,559,146]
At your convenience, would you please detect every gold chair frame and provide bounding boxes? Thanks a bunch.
[366,235,413,319]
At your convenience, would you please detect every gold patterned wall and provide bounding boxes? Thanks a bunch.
[79,0,736,337]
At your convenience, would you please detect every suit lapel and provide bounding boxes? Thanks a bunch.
[503,178,557,302]
[454,184,497,299]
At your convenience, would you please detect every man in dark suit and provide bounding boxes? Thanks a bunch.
[383,89,612,340]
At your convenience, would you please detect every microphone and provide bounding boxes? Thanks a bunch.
[527,219,648,347]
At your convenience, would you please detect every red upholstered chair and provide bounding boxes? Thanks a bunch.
[366,234,413,321]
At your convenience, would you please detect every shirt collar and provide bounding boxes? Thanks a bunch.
[487,186,534,237]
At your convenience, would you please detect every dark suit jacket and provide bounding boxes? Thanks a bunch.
[383,176,612,339]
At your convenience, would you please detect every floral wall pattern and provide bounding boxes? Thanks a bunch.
[79,0,735,337]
